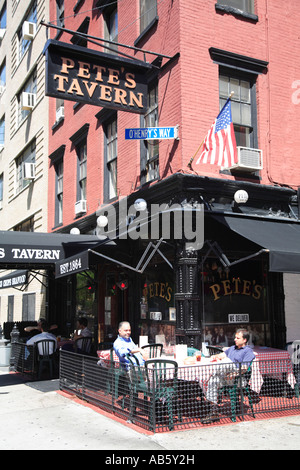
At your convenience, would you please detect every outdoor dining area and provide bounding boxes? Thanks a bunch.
[6,321,299,433]
[58,340,299,432]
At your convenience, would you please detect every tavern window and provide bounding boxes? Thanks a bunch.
[140,0,157,33]
[76,139,87,202]
[216,0,254,15]
[141,83,159,183]
[55,159,63,226]
[104,114,117,201]
[103,5,118,55]
[219,73,254,148]
[22,293,36,321]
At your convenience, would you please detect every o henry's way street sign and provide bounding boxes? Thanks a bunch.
[125,126,179,140]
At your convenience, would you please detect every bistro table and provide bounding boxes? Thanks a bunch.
[252,345,297,391]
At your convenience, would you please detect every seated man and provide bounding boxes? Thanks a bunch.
[26,319,57,358]
[62,317,92,354]
[202,328,255,424]
[113,321,146,370]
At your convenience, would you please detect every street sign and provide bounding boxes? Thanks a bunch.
[125,126,179,140]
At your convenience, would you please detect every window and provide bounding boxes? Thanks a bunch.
[56,0,64,28]
[18,1,37,61]
[0,3,7,30]
[55,159,63,225]
[18,70,37,125]
[217,0,254,15]
[7,296,14,322]
[0,60,6,91]
[140,0,157,32]
[22,293,35,321]
[104,6,118,54]
[14,217,34,231]
[16,141,36,194]
[55,98,64,123]
[142,83,159,182]
[77,139,87,201]
[219,73,253,147]
[0,174,3,205]
[104,115,117,201]
[0,115,4,147]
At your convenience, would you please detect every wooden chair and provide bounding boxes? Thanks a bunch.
[35,340,56,380]
[141,343,163,358]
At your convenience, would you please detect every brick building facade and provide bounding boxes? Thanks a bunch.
[47,0,300,349]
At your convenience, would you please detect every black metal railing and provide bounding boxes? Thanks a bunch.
[10,342,37,378]
[59,350,300,432]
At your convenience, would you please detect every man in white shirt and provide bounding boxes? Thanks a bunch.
[26,319,57,356]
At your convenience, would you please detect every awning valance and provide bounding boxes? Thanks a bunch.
[214,215,300,274]
[0,231,111,269]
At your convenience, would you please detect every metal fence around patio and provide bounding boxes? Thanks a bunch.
[59,349,300,432]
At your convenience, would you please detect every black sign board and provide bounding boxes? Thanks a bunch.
[44,40,151,114]
[55,250,90,279]
[0,270,28,289]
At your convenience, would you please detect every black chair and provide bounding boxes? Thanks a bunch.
[74,337,92,355]
[206,345,224,356]
[35,340,56,380]
[218,360,255,422]
[145,358,181,431]
[141,343,163,358]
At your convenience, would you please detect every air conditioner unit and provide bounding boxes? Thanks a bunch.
[56,106,64,122]
[22,21,36,41]
[75,199,87,216]
[0,28,6,40]
[22,162,35,180]
[222,147,263,172]
[21,92,36,110]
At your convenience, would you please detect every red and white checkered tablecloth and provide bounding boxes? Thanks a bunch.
[253,346,296,388]
[97,349,119,368]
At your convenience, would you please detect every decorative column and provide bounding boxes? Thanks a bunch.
[175,244,201,348]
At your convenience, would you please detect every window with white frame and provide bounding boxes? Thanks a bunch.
[16,141,36,194]
[18,1,37,62]
[217,0,254,15]
[140,0,157,32]
[18,70,37,125]
[219,73,253,148]
[104,115,117,201]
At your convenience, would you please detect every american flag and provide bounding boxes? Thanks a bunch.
[195,98,237,167]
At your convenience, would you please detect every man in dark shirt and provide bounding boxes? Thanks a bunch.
[202,329,255,424]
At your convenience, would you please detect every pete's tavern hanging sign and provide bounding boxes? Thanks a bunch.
[44,40,151,114]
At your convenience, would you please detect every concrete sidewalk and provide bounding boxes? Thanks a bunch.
[0,367,299,450]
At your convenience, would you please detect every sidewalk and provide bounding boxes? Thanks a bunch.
[0,367,300,450]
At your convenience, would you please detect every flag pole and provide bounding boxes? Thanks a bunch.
[187,91,234,170]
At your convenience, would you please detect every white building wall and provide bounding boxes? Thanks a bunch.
[0,0,49,329]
